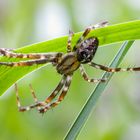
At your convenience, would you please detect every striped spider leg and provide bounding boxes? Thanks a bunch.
[74,20,108,49]
[0,47,63,60]
[88,62,140,73]
[79,65,107,83]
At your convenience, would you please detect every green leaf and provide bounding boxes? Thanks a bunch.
[64,40,134,140]
[0,20,140,95]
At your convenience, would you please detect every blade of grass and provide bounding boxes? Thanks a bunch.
[64,40,134,140]
[0,20,140,95]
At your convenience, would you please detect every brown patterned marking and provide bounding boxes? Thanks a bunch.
[131,67,140,71]
[56,52,80,75]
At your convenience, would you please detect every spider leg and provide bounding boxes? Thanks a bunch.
[0,57,58,67]
[29,84,39,103]
[45,75,67,103]
[67,30,74,53]
[80,65,107,83]
[15,84,46,112]
[14,76,67,112]
[38,74,72,113]
[89,62,140,72]
[29,84,47,111]
[15,83,34,112]
[0,48,15,52]
[0,48,62,59]
[76,21,108,45]
[15,83,22,111]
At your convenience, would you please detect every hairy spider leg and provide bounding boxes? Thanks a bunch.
[45,75,67,103]
[0,48,62,59]
[89,62,140,72]
[79,65,107,83]
[0,57,58,67]
[76,21,108,46]
[39,75,72,113]
[67,30,74,53]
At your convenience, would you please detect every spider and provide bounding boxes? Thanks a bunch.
[0,21,140,113]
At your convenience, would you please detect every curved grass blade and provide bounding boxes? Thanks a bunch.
[0,20,140,95]
[64,41,134,140]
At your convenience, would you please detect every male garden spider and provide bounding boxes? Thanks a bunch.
[0,21,140,113]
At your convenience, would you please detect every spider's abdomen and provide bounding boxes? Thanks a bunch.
[76,37,99,64]
[56,52,80,75]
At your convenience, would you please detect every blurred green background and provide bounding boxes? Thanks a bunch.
[0,0,140,140]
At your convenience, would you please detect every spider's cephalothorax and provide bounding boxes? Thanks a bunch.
[1,21,140,114]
